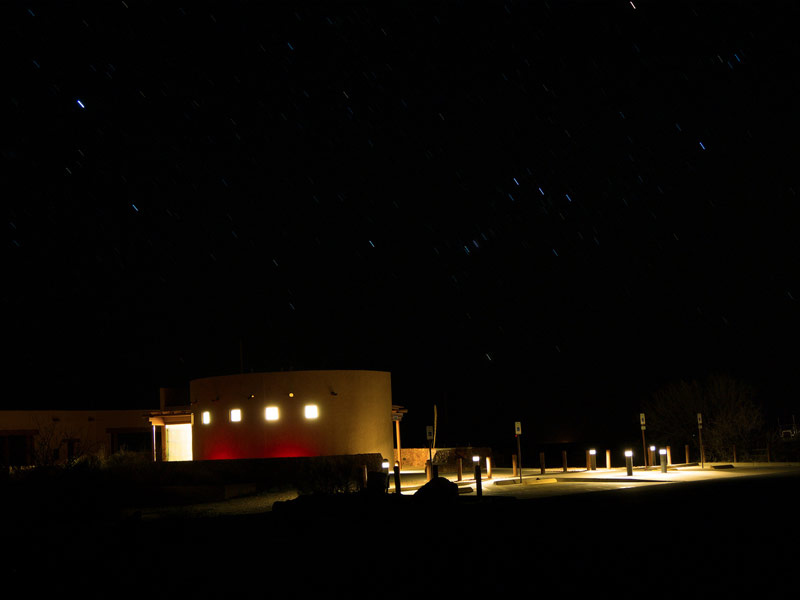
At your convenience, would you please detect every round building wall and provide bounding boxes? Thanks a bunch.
[191,370,393,461]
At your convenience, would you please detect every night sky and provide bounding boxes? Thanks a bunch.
[5,1,800,449]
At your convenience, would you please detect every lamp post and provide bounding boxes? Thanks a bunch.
[589,449,597,471]
[473,455,482,498]
[393,461,402,494]
[382,459,391,492]
[649,445,656,471]
[659,448,667,473]
[625,450,633,476]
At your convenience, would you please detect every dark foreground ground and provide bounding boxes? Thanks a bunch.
[5,471,799,598]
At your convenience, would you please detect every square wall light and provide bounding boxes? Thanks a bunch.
[201,411,211,425]
[265,406,279,421]
[230,408,242,422]
[304,404,319,419]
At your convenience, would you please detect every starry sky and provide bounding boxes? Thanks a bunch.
[5,1,800,448]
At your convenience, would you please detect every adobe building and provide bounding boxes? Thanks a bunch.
[1,370,399,467]
[0,409,153,466]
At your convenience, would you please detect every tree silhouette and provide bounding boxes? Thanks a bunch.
[644,374,763,461]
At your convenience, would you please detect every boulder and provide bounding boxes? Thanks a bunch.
[414,476,459,501]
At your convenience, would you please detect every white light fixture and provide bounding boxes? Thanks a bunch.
[382,460,390,470]
[265,406,279,421]
[625,450,633,457]
[472,455,480,463]
[659,448,667,455]
[589,449,596,455]
[649,445,656,451]
[201,411,211,425]
[230,408,242,422]
[304,404,319,419]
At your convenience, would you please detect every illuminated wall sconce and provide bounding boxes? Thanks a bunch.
[201,411,211,425]
[304,404,319,419]
[265,406,279,421]
[230,408,242,422]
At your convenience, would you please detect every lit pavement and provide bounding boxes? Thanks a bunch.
[390,462,800,499]
[132,461,800,519]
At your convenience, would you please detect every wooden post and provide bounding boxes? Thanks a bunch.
[767,440,771,462]
[540,451,546,475]
[606,449,611,469]
[425,460,432,482]
[733,445,737,463]
[685,444,690,464]
[395,420,402,470]
[457,457,463,481]
[486,456,493,480]
[511,454,518,477]
[562,450,568,472]
[362,465,368,489]
[666,445,672,466]
[586,450,591,471]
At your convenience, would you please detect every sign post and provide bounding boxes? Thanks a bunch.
[426,425,434,478]
[640,413,647,469]
[697,413,704,469]
[515,421,522,484]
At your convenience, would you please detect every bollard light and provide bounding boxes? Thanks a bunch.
[589,449,597,455]
[589,449,597,471]
[625,450,633,476]
[473,455,482,498]
[659,448,668,473]
[393,461,402,494]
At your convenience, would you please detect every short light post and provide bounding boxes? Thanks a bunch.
[625,450,633,476]
[382,459,391,492]
[473,455,482,498]
[649,445,656,471]
[589,449,597,471]
[659,448,667,473]
[393,461,402,494]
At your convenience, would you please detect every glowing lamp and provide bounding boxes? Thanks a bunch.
[288,392,294,398]
[659,448,667,455]
[230,409,242,422]
[589,449,596,455]
[381,459,390,470]
[304,404,319,419]
[201,411,211,425]
[472,455,480,463]
[265,406,279,421]
[650,445,656,451]
[625,450,633,457]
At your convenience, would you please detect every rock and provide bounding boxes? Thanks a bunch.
[414,477,459,501]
